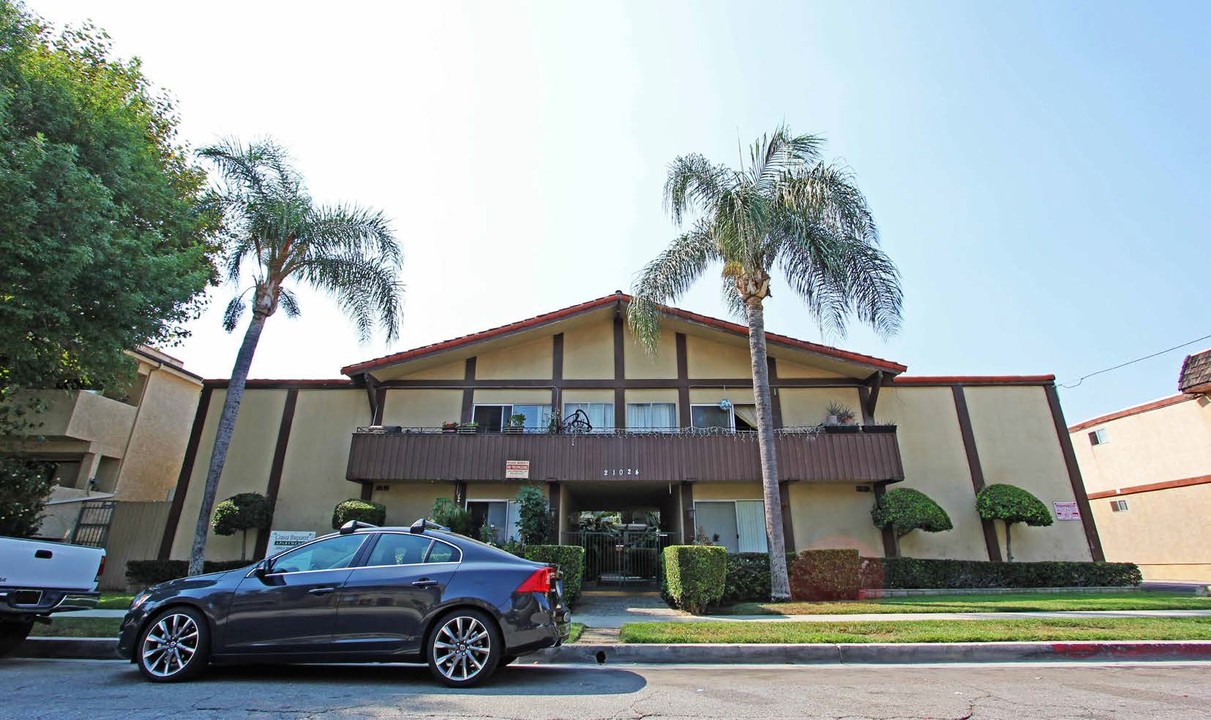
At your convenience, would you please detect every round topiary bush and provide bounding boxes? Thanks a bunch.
[871,488,953,538]
[331,498,387,529]
[975,483,1053,562]
[211,492,273,561]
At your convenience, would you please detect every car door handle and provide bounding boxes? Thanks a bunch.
[308,587,337,596]
[411,579,439,588]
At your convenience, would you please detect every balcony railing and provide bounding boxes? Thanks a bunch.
[346,424,904,484]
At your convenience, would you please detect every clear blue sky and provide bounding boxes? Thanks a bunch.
[31,1,1211,424]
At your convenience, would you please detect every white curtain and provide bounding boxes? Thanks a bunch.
[564,402,614,432]
[626,403,676,430]
[733,404,758,429]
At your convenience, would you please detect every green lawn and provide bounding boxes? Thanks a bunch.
[621,617,1211,644]
[30,617,123,638]
[620,617,1211,643]
[727,591,1211,616]
[97,594,135,610]
[568,623,585,643]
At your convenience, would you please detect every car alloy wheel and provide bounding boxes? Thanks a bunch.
[428,609,500,687]
[138,607,209,682]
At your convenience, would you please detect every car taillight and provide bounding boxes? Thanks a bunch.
[515,567,552,594]
[96,555,106,580]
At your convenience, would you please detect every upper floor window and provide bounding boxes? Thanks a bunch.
[1089,428,1109,446]
[626,402,676,431]
[473,404,551,433]
[691,404,733,431]
[563,402,614,433]
[1110,499,1129,512]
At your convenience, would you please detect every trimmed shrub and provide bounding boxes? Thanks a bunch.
[212,492,273,561]
[789,549,862,601]
[523,545,585,603]
[871,488,953,538]
[864,557,1142,589]
[663,545,727,614]
[331,498,386,529]
[515,485,552,545]
[975,484,1053,562]
[126,560,251,589]
[722,552,799,604]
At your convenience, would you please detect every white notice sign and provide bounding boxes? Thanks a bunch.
[505,460,530,479]
[267,530,315,557]
[1053,502,1081,521]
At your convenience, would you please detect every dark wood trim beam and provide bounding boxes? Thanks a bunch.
[552,333,564,416]
[454,480,467,505]
[768,358,783,428]
[865,371,884,421]
[255,389,299,558]
[614,319,627,428]
[363,375,380,424]
[359,482,373,501]
[873,481,898,557]
[858,386,873,425]
[778,481,795,553]
[158,386,213,560]
[461,357,476,423]
[676,333,690,427]
[1045,385,1105,561]
[952,385,1002,562]
[680,481,694,543]
[547,481,562,543]
[374,387,387,425]
[374,377,865,390]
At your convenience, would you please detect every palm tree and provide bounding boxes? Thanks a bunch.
[187,138,403,576]
[628,127,902,600]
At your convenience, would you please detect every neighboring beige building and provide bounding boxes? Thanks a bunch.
[1069,349,1211,582]
[160,294,1102,571]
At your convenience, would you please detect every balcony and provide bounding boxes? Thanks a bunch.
[346,425,904,485]
[12,389,136,454]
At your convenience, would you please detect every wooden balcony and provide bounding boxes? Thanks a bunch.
[346,426,904,484]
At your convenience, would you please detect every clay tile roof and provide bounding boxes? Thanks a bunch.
[341,292,907,376]
[1178,349,1211,394]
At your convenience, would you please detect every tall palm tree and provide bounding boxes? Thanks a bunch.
[187,138,403,576]
[629,127,902,600]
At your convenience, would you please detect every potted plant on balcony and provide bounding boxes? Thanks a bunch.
[458,421,479,434]
[505,413,526,434]
[441,421,459,434]
[825,402,857,431]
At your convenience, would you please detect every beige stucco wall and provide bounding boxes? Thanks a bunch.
[777,360,846,379]
[562,389,614,406]
[474,389,552,405]
[623,325,678,379]
[779,388,864,427]
[686,334,751,378]
[965,386,1091,561]
[787,483,885,557]
[465,481,540,501]
[381,389,463,427]
[476,337,553,380]
[876,387,990,560]
[115,369,202,502]
[693,482,765,501]
[372,482,453,527]
[1089,485,1211,581]
[394,360,467,381]
[1071,396,1211,494]
[689,387,756,407]
[562,322,614,380]
[170,389,286,560]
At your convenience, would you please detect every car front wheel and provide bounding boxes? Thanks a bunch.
[137,607,210,682]
[427,609,501,688]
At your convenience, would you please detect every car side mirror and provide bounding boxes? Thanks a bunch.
[253,560,270,579]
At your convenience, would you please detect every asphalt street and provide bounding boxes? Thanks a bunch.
[2,659,1210,720]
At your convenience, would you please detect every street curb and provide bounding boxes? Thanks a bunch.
[15,637,1211,664]
[533,640,1211,665]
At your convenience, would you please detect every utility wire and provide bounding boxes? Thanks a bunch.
[1060,333,1211,389]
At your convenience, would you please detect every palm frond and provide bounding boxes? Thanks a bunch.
[221,295,246,333]
[277,287,301,319]
[664,154,737,226]
[748,125,824,192]
[295,253,404,343]
[628,220,720,351]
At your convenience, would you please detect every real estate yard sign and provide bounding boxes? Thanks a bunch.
[1053,502,1081,521]
[267,530,316,557]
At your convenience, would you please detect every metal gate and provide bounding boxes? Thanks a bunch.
[70,500,115,548]
[564,531,674,587]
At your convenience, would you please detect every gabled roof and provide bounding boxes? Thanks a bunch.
[1179,349,1211,395]
[341,292,907,377]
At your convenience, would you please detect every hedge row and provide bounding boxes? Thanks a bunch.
[663,545,727,613]
[790,549,862,601]
[126,560,253,588]
[523,545,585,603]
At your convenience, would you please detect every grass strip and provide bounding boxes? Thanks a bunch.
[97,594,135,610]
[567,623,585,643]
[728,591,1211,616]
[30,617,123,638]
[620,617,1211,644]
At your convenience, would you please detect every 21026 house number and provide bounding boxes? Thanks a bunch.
[603,468,640,477]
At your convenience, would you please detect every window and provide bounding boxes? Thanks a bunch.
[563,402,614,432]
[366,533,432,566]
[271,534,367,573]
[426,541,461,563]
[1089,428,1109,446]
[691,404,734,431]
[467,500,517,544]
[473,404,551,433]
[626,403,676,431]
[1110,499,1129,512]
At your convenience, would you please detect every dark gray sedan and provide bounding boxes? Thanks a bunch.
[117,520,571,687]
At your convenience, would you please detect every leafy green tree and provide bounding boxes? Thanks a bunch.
[629,127,902,599]
[975,483,1054,562]
[211,492,273,561]
[430,497,475,536]
[187,139,403,576]
[871,487,953,554]
[331,498,386,528]
[515,484,552,545]
[0,2,216,534]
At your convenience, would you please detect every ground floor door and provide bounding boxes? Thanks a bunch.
[695,500,767,553]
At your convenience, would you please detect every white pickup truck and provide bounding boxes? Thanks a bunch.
[0,536,105,656]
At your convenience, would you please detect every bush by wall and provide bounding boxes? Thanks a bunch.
[331,498,386,529]
[663,545,727,614]
[789,549,863,601]
[523,545,585,603]
[722,552,799,604]
[866,558,1141,589]
[126,560,252,588]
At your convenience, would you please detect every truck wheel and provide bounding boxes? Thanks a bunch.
[137,607,210,682]
[0,620,34,657]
